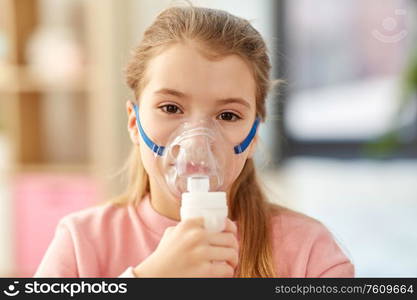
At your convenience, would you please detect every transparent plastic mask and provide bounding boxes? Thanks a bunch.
[162,119,234,197]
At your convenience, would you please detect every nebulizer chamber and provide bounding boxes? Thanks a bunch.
[181,176,227,232]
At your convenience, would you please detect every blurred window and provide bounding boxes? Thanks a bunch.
[282,0,417,158]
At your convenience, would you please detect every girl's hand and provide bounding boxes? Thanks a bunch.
[133,217,239,277]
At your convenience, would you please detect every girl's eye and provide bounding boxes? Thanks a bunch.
[218,112,241,122]
[159,104,183,114]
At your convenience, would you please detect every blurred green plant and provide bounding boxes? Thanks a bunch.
[363,47,417,158]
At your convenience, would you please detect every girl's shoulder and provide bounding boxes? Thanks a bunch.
[58,201,136,235]
[267,202,354,277]
[267,202,346,259]
[268,202,324,233]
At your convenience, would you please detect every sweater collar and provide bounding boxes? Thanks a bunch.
[136,193,179,236]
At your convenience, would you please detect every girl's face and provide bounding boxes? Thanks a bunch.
[127,41,258,218]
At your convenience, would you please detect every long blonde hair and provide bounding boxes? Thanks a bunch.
[115,5,281,277]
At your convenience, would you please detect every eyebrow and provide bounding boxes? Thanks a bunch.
[154,88,251,109]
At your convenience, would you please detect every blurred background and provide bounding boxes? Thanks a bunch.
[0,0,416,277]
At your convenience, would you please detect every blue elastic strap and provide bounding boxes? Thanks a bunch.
[233,117,260,154]
[133,103,259,156]
[133,104,165,156]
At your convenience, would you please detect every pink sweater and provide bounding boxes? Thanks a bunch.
[34,194,354,277]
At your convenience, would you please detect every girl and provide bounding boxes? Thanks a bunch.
[35,5,354,278]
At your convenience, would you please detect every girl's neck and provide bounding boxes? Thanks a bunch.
[148,177,181,221]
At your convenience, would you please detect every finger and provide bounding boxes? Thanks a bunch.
[207,232,239,250]
[208,261,235,277]
[180,217,205,229]
[164,226,175,234]
[222,218,237,234]
[208,247,238,269]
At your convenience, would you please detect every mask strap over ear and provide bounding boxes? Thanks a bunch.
[133,103,260,156]
[133,104,165,156]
